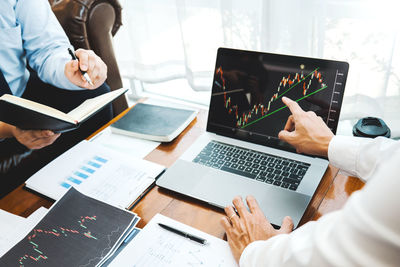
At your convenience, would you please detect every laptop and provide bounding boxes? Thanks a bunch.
[157,48,349,228]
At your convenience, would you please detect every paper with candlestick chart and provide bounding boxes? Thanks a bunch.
[0,188,139,267]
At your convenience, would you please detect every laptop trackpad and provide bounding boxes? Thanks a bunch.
[157,160,310,227]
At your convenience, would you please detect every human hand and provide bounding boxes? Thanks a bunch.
[221,196,293,263]
[64,49,107,89]
[13,127,61,149]
[278,97,334,157]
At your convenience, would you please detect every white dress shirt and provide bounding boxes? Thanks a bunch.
[240,135,400,266]
[0,0,80,97]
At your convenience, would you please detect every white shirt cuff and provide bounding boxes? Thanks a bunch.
[328,135,371,177]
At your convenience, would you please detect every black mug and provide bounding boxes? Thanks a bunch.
[352,117,391,138]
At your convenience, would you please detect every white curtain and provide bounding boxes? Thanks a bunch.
[114,0,400,137]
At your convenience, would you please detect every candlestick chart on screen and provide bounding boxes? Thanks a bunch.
[208,59,343,138]
[214,66,327,129]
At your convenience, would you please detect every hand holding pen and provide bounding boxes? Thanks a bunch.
[64,48,107,89]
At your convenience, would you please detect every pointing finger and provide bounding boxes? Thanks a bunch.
[282,97,304,118]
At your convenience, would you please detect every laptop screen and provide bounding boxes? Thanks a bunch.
[207,48,349,152]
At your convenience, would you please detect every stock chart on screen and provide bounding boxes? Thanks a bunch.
[208,48,348,142]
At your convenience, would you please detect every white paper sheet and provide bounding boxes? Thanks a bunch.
[0,207,48,257]
[25,140,165,209]
[108,214,238,267]
[90,127,160,159]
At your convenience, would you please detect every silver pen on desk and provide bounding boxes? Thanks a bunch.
[67,47,94,86]
[158,223,208,245]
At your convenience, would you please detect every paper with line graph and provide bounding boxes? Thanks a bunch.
[0,188,138,267]
[108,213,238,267]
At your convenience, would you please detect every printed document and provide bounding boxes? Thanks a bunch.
[25,140,164,209]
[108,213,238,267]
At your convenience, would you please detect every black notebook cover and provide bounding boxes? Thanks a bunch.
[0,88,128,133]
[110,103,197,142]
[0,100,78,133]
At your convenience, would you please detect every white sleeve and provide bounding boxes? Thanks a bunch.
[328,136,398,182]
[240,137,400,267]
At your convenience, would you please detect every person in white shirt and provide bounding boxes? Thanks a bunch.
[221,96,400,266]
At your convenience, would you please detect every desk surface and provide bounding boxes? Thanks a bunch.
[0,107,365,239]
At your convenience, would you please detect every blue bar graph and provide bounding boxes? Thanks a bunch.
[74,171,88,179]
[68,177,82,185]
[87,161,101,168]
[59,154,110,192]
[60,182,71,189]
[81,166,95,174]
[94,156,108,163]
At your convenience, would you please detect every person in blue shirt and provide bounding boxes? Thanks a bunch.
[0,0,113,196]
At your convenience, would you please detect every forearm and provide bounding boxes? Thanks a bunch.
[0,122,15,139]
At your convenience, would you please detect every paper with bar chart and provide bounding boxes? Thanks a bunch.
[0,188,138,267]
[208,50,348,139]
[25,140,165,209]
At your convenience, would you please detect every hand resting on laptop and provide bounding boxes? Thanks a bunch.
[221,195,293,262]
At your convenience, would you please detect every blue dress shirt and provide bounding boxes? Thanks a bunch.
[0,0,80,97]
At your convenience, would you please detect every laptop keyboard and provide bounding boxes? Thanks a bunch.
[192,141,310,191]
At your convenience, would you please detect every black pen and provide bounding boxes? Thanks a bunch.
[67,47,94,86]
[158,223,208,245]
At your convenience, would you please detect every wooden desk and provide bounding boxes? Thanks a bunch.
[0,108,365,239]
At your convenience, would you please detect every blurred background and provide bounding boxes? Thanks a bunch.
[113,0,400,137]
